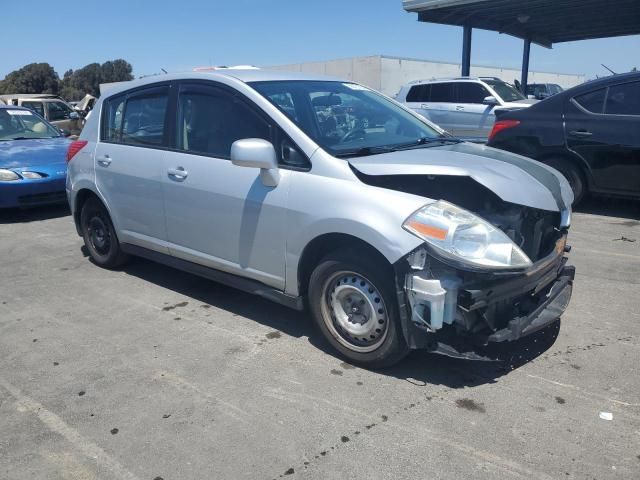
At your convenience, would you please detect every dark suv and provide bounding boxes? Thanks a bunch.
[488,72,640,203]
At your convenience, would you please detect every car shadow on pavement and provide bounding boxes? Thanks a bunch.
[119,256,562,389]
[575,196,640,221]
[0,204,70,224]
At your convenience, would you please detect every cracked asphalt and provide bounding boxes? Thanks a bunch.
[1,198,639,480]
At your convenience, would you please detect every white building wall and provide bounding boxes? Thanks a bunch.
[270,55,585,97]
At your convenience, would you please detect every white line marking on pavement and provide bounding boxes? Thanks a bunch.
[0,377,141,480]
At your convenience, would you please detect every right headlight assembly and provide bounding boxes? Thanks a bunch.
[403,200,532,269]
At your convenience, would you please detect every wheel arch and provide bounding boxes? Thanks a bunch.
[537,151,592,189]
[72,188,106,235]
[296,233,394,298]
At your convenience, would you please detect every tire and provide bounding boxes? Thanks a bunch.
[80,197,129,269]
[308,250,409,369]
[545,158,586,205]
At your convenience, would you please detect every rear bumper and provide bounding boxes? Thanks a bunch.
[0,177,66,208]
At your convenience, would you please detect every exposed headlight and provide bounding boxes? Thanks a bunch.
[0,169,21,181]
[403,200,532,269]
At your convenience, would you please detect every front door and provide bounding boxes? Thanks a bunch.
[565,81,640,195]
[94,86,170,252]
[162,82,290,289]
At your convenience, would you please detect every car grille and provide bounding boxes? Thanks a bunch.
[17,191,66,205]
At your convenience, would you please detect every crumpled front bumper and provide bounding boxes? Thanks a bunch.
[395,236,575,355]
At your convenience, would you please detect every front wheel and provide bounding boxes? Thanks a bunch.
[308,250,409,368]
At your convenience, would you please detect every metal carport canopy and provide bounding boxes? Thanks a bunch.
[402,0,640,89]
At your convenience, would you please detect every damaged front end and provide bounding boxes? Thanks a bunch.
[387,190,574,359]
[348,142,576,359]
[394,204,574,360]
[397,242,574,358]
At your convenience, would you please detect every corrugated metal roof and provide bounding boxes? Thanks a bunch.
[403,0,640,48]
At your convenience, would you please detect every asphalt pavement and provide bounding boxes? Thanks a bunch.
[1,198,639,480]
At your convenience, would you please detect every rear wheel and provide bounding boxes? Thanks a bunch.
[80,198,129,269]
[545,158,586,205]
[308,250,409,368]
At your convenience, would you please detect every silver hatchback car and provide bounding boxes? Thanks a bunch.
[67,69,575,368]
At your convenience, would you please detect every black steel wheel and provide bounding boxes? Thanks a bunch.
[80,197,129,269]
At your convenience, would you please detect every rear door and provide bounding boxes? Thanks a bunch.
[404,82,457,133]
[455,82,495,139]
[94,85,170,252]
[565,81,640,195]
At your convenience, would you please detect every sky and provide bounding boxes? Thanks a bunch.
[2,0,638,80]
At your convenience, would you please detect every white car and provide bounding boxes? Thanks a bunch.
[396,77,537,141]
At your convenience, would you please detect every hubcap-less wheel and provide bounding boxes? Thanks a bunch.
[320,271,389,353]
[88,215,111,255]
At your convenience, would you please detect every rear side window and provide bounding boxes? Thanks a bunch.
[406,84,430,102]
[605,82,640,116]
[101,88,169,145]
[429,83,455,102]
[176,85,270,158]
[457,83,490,103]
[574,88,606,114]
[121,89,169,146]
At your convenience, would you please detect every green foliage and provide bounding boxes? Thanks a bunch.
[0,63,60,95]
[60,59,133,100]
[0,59,134,100]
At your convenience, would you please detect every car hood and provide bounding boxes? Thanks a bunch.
[348,142,572,212]
[0,137,70,169]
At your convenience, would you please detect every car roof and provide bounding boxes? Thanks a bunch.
[100,69,346,98]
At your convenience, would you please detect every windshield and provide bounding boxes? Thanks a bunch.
[250,80,447,157]
[483,79,526,102]
[0,108,60,141]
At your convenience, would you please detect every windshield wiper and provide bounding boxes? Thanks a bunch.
[334,146,396,158]
[392,137,462,151]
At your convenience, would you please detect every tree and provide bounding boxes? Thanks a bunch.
[60,59,133,100]
[0,63,59,94]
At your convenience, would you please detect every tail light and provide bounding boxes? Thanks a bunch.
[66,140,88,162]
[488,120,521,142]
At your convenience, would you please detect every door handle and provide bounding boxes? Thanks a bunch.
[455,106,465,111]
[167,166,188,180]
[569,130,592,138]
[97,155,112,167]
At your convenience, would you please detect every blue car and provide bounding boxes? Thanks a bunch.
[0,105,71,208]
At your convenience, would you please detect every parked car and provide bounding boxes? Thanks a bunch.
[0,94,83,135]
[67,70,574,368]
[0,105,71,208]
[526,83,564,100]
[487,72,640,204]
[396,77,537,141]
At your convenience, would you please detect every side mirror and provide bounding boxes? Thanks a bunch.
[231,138,280,187]
[69,111,80,120]
[59,128,71,137]
[482,96,499,106]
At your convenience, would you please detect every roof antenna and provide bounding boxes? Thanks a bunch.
[601,64,617,75]
[161,68,168,74]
